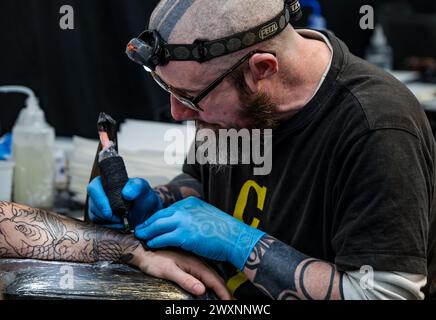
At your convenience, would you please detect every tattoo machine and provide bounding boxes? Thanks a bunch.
[96,112,132,229]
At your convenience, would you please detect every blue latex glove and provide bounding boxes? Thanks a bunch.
[135,197,266,270]
[87,176,163,230]
[0,133,12,160]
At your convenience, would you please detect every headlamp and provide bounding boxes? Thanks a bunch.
[126,0,302,70]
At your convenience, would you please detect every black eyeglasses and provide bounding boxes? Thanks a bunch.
[147,49,276,112]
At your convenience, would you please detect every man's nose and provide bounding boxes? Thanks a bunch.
[170,95,199,121]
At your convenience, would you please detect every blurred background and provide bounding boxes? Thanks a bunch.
[0,0,435,212]
[1,0,435,138]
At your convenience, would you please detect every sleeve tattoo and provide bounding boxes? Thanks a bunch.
[244,235,344,300]
[154,173,203,208]
[0,201,141,264]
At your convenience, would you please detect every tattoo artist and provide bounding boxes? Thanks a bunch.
[88,0,436,300]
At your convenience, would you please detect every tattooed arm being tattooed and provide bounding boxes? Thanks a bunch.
[0,202,142,263]
[244,235,426,300]
[0,201,230,299]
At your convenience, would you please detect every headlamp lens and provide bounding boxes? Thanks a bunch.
[126,30,165,71]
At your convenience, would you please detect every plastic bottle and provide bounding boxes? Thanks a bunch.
[365,24,394,70]
[0,86,55,208]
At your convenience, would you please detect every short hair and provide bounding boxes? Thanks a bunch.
[149,0,294,67]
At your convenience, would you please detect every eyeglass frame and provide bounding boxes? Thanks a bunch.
[147,49,277,112]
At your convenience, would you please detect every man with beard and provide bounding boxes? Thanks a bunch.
[88,0,436,299]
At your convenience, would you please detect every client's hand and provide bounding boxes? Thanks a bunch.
[129,247,231,300]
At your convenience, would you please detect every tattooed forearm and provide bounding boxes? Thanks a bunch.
[244,235,343,300]
[0,202,142,264]
[154,186,179,208]
[155,173,203,207]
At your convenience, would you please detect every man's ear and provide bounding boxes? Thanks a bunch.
[244,53,279,93]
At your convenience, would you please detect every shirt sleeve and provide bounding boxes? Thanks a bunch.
[332,128,432,276]
[342,271,426,300]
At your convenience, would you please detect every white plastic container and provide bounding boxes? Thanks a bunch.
[365,25,393,70]
[0,86,55,208]
[0,161,15,201]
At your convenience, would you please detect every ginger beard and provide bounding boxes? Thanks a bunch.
[194,84,278,171]
[195,83,278,132]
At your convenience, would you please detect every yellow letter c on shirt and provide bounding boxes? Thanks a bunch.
[233,180,267,227]
[227,180,267,296]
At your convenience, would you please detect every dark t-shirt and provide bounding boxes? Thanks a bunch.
[183,30,436,299]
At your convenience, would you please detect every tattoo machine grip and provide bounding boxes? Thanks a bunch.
[98,156,132,218]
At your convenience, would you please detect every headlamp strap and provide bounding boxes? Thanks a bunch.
[285,0,302,20]
[165,3,298,63]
